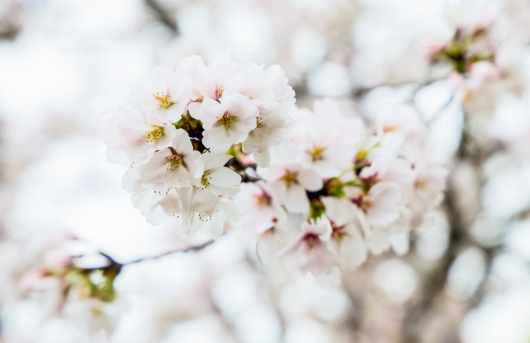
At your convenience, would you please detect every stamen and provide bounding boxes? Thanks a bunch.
[201,172,211,187]
[166,155,183,171]
[146,126,164,142]
[219,113,236,129]
[281,172,297,187]
[155,92,173,109]
[308,147,324,162]
[216,86,225,99]
[255,191,272,205]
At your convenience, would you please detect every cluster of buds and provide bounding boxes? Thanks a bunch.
[104,55,447,281]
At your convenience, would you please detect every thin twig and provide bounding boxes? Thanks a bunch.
[144,0,178,34]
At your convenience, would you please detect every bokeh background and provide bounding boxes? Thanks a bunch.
[1,0,530,342]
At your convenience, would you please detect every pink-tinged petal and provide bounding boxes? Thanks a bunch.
[297,168,323,191]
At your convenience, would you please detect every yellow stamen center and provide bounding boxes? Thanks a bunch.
[146,126,164,142]
[201,172,211,187]
[308,147,324,162]
[155,92,172,109]
[415,181,426,190]
[219,114,236,129]
[256,117,264,128]
[166,155,183,171]
[217,86,225,99]
[281,172,297,187]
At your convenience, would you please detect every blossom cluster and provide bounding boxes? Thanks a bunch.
[104,55,447,280]
[103,54,295,239]
[234,100,447,283]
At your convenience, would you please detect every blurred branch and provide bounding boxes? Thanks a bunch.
[90,240,214,276]
[119,240,214,265]
[144,0,178,34]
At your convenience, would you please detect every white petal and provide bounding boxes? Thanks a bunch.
[162,166,192,187]
[297,168,323,191]
[203,125,234,153]
[209,167,241,197]
[283,184,309,213]
[253,151,270,168]
[256,229,282,266]
[321,196,356,226]
[171,129,194,155]
[189,188,219,213]
[184,150,204,178]
[201,152,232,170]
[219,201,242,222]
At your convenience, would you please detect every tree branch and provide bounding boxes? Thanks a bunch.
[144,0,178,34]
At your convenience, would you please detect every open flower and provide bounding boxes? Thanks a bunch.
[321,196,367,268]
[182,152,242,213]
[242,106,293,167]
[348,181,403,227]
[194,94,259,153]
[259,160,323,213]
[102,107,177,163]
[129,66,192,124]
[234,181,287,238]
[139,129,203,188]
[280,218,337,276]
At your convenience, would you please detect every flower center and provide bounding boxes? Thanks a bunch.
[303,233,320,250]
[281,172,297,187]
[201,172,211,187]
[166,155,184,171]
[255,191,272,206]
[308,147,324,162]
[256,117,264,128]
[216,86,225,99]
[219,114,236,129]
[146,126,164,142]
[155,92,172,109]
[415,180,426,190]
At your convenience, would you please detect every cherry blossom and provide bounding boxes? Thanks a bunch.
[129,66,192,124]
